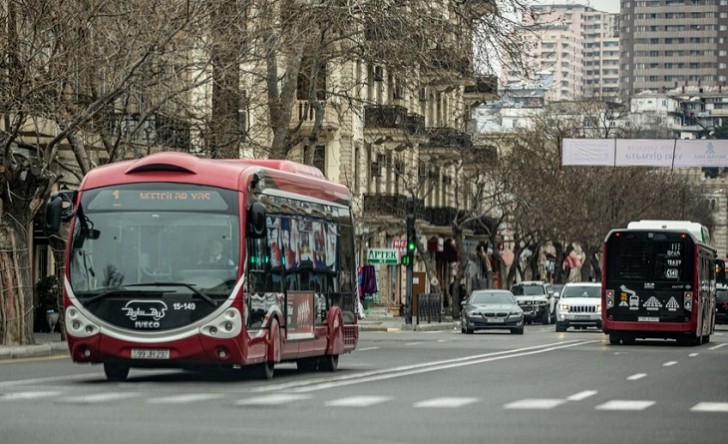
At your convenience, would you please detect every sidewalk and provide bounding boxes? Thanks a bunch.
[0,332,68,360]
[0,309,460,361]
[357,306,460,332]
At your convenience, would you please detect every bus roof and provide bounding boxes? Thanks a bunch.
[624,220,711,244]
[78,152,351,206]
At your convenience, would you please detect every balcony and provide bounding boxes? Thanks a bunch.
[362,194,426,219]
[406,113,426,136]
[107,113,191,151]
[290,100,340,131]
[424,127,472,151]
[364,105,408,129]
[424,206,460,226]
[428,49,471,77]
[463,76,498,106]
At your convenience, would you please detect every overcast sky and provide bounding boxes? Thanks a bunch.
[536,0,620,13]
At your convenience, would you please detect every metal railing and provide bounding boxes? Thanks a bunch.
[415,293,442,324]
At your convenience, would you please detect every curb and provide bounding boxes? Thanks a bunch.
[0,342,69,360]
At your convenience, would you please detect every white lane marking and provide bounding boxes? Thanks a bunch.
[63,392,141,404]
[437,339,447,343]
[404,342,422,346]
[595,400,655,411]
[253,340,591,394]
[325,396,392,407]
[504,399,567,409]
[689,353,699,357]
[1,391,63,401]
[627,373,647,381]
[663,361,678,367]
[709,343,728,350]
[355,347,380,351]
[148,393,224,404]
[413,397,479,408]
[690,402,728,412]
[567,390,598,401]
[235,393,311,406]
[0,373,101,388]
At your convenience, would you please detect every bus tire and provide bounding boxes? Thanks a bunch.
[256,361,275,380]
[104,363,130,382]
[320,354,339,372]
[608,334,620,345]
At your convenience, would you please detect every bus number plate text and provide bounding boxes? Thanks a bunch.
[131,349,170,359]
[638,316,659,322]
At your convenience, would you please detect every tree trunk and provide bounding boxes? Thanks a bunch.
[0,223,34,345]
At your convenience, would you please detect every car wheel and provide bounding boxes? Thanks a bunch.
[511,326,524,335]
[541,309,551,325]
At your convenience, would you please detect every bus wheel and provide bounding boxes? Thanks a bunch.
[608,334,620,345]
[255,361,274,380]
[320,354,339,372]
[104,363,130,382]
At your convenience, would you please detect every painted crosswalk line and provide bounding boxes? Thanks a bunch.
[504,399,568,409]
[595,400,655,411]
[235,393,312,406]
[690,402,728,412]
[325,395,392,407]
[413,397,479,408]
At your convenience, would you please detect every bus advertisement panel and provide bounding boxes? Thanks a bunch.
[602,224,716,345]
[46,152,358,381]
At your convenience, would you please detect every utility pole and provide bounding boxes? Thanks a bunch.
[404,196,415,324]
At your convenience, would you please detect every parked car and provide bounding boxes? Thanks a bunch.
[716,286,728,325]
[510,281,555,324]
[550,284,564,318]
[555,282,602,332]
[461,290,524,335]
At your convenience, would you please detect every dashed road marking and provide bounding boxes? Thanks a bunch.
[355,347,380,351]
[567,390,598,401]
[709,343,727,351]
[690,402,728,412]
[595,400,655,411]
[235,393,311,406]
[413,397,479,408]
[0,391,62,400]
[689,353,699,357]
[63,392,141,404]
[663,361,677,367]
[324,395,392,407]
[627,373,647,381]
[148,393,225,404]
[504,399,567,409]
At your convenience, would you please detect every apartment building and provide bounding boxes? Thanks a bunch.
[620,0,728,96]
[503,3,619,100]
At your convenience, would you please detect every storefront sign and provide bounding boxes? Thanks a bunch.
[367,248,399,265]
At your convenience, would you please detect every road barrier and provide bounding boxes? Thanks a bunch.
[416,293,442,325]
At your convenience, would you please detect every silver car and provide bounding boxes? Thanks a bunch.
[461,290,525,335]
[555,282,602,331]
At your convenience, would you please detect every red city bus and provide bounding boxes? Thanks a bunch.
[602,220,716,346]
[46,152,359,381]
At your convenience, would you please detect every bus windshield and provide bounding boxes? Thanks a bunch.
[69,183,240,300]
[606,231,693,284]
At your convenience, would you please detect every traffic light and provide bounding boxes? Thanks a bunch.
[404,196,416,267]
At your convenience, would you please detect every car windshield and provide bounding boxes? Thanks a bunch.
[561,286,600,298]
[470,292,515,305]
[511,284,546,296]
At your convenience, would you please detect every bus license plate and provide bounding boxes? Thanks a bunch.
[638,316,659,322]
[131,349,170,359]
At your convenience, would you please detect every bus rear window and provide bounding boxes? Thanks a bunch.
[606,233,693,283]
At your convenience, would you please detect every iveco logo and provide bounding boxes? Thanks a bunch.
[122,300,168,321]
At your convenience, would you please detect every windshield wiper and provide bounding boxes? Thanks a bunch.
[123,282,219,307]
[77,285,173,304]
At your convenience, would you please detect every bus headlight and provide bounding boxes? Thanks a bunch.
[201,308,242,338]
[66,306,99,338]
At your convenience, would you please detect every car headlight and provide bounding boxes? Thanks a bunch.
[596,304,601,312]
[559,304,569,311]
[468,311,479,317]
[509,311,522,317]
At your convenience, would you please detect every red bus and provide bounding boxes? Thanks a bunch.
[602,220,716,346]
[46,152,359,381]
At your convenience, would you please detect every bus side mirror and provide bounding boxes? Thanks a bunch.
[247,202,267,238]
[45,191,77,232]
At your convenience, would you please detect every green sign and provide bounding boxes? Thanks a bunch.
[367,248,399,265]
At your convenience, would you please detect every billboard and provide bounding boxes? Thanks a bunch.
[562,138,728,167]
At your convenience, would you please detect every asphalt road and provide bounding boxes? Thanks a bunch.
[1,324,727,444]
